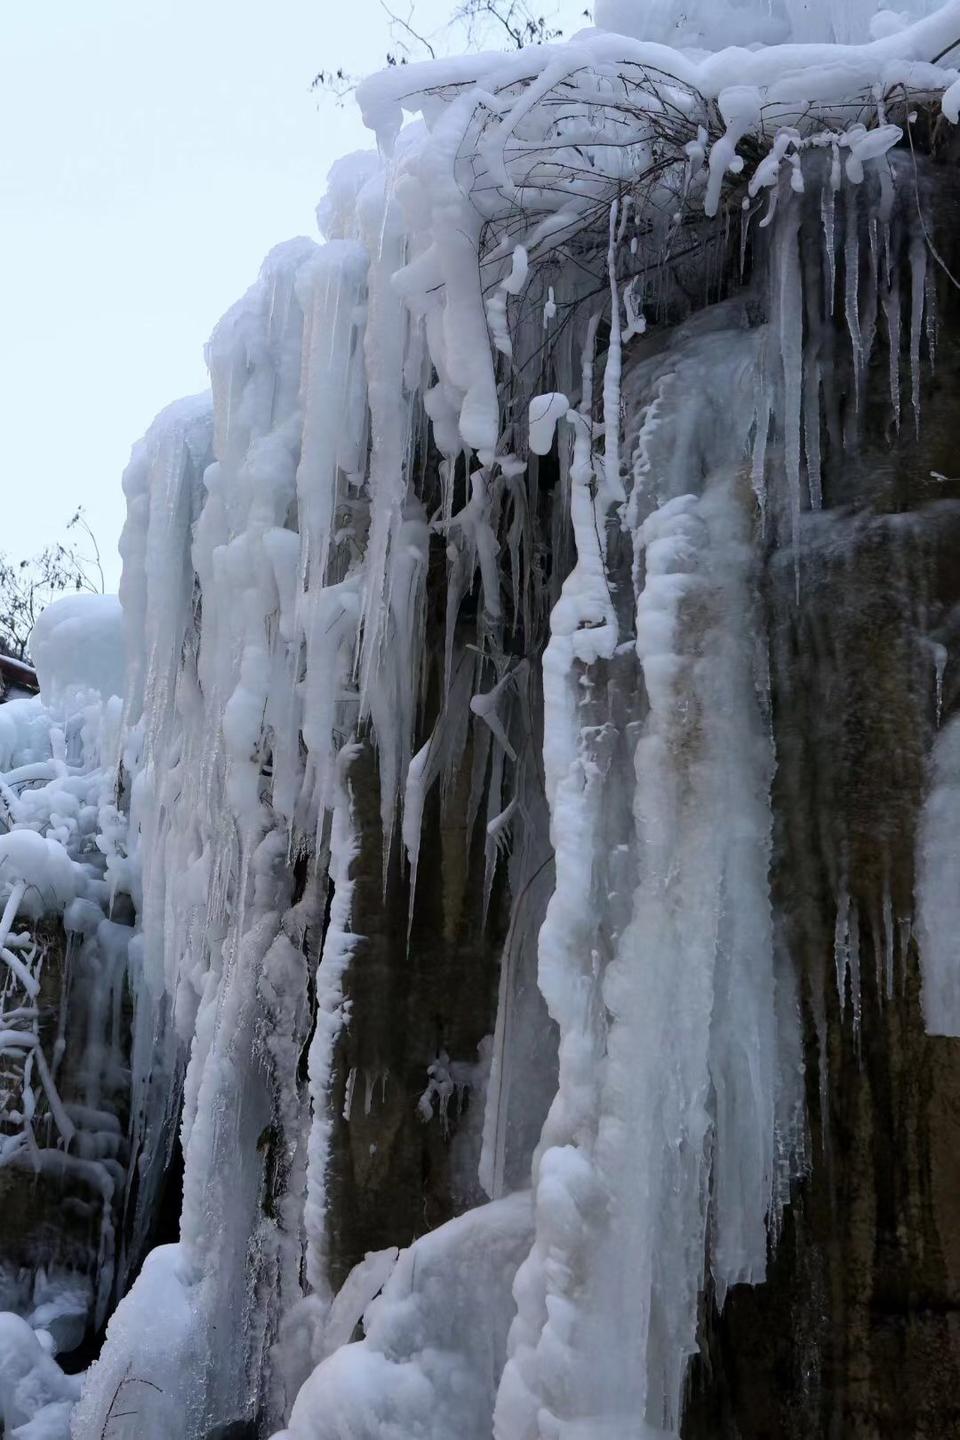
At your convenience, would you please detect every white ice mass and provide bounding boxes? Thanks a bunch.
[3,1,960,1436]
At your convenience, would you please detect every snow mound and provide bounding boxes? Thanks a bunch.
[0,830,77,914]
[0,1313,79,1438]
[29,594,124,705]
[280,1194,533,1440]
[69,1245,202,1440]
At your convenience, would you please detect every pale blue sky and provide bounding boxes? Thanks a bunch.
[1,0,583,587]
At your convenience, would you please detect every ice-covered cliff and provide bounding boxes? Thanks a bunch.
[4,1,960,1436]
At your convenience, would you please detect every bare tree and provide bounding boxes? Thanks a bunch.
[312,0,577,99]
[454,0,566,48]
[0,509,105,662]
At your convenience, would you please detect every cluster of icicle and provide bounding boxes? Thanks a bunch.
[1,4,960,1439]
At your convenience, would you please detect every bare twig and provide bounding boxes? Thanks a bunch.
[380,0,437,59]
[455,0,563,49]
[68,508,106,593]
[0,511,105,659]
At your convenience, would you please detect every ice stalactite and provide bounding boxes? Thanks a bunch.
[304,746,362,1301]
[494,314,806,1437]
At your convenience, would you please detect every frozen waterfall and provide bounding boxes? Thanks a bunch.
[3,2,960,1438]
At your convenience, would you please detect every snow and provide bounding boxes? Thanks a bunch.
[69,1244,202,1440]
[528,394,570,456]
[281,1195,533,1440]
[0,831,78,915]
[29,595,124,707]
[0,1313,79,1439]
[594,0,944,47]
[361,3,960,159]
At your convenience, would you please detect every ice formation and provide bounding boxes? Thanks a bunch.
[3,1,960,1437]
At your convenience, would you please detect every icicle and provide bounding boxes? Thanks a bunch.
[803,352,823,512]
[621,277,646,342]
[849,900,862,1038]
[788,151,804,194]
[933,642,948,727]
[871,904,885,1005]
[304,742,363,1296]
[402,727,437,935]
[705,87,760,217]
[925,254,938,372]
[342,1067,357,1122]
[817,144,840,318]
[485,796,517,855]
[356,176,423,851]
[485,244,529,359]
[482,744,507,924]
[740,198,752,281]
[883,252,902,431]
[465,709,492,859]
[831,885,861,1035]
[862,217,879,378]
[910,229,927,436]
[883,884,895,1002]
[495,303,619,1437]
[777,195,803,579]
[760,186,780,229]
[834,885,850,1015]
[602,199,625,512]
[845,194,864,411]
[616,195,632,245]
[469,663,526,766]
[751,391,771,536]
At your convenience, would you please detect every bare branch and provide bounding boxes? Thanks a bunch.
[454,0,563,50]
[380,0,437,60]
[0,512,106,662]
[312,0,562,103]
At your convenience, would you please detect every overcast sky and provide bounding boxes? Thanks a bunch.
[1,0,584,588]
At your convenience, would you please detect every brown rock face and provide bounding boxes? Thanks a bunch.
[685,265,960,1437]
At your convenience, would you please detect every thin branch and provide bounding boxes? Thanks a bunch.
[380,0,436,60]
[69,509,106,593]
[903,88,960,293]
[932,34,960,65]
